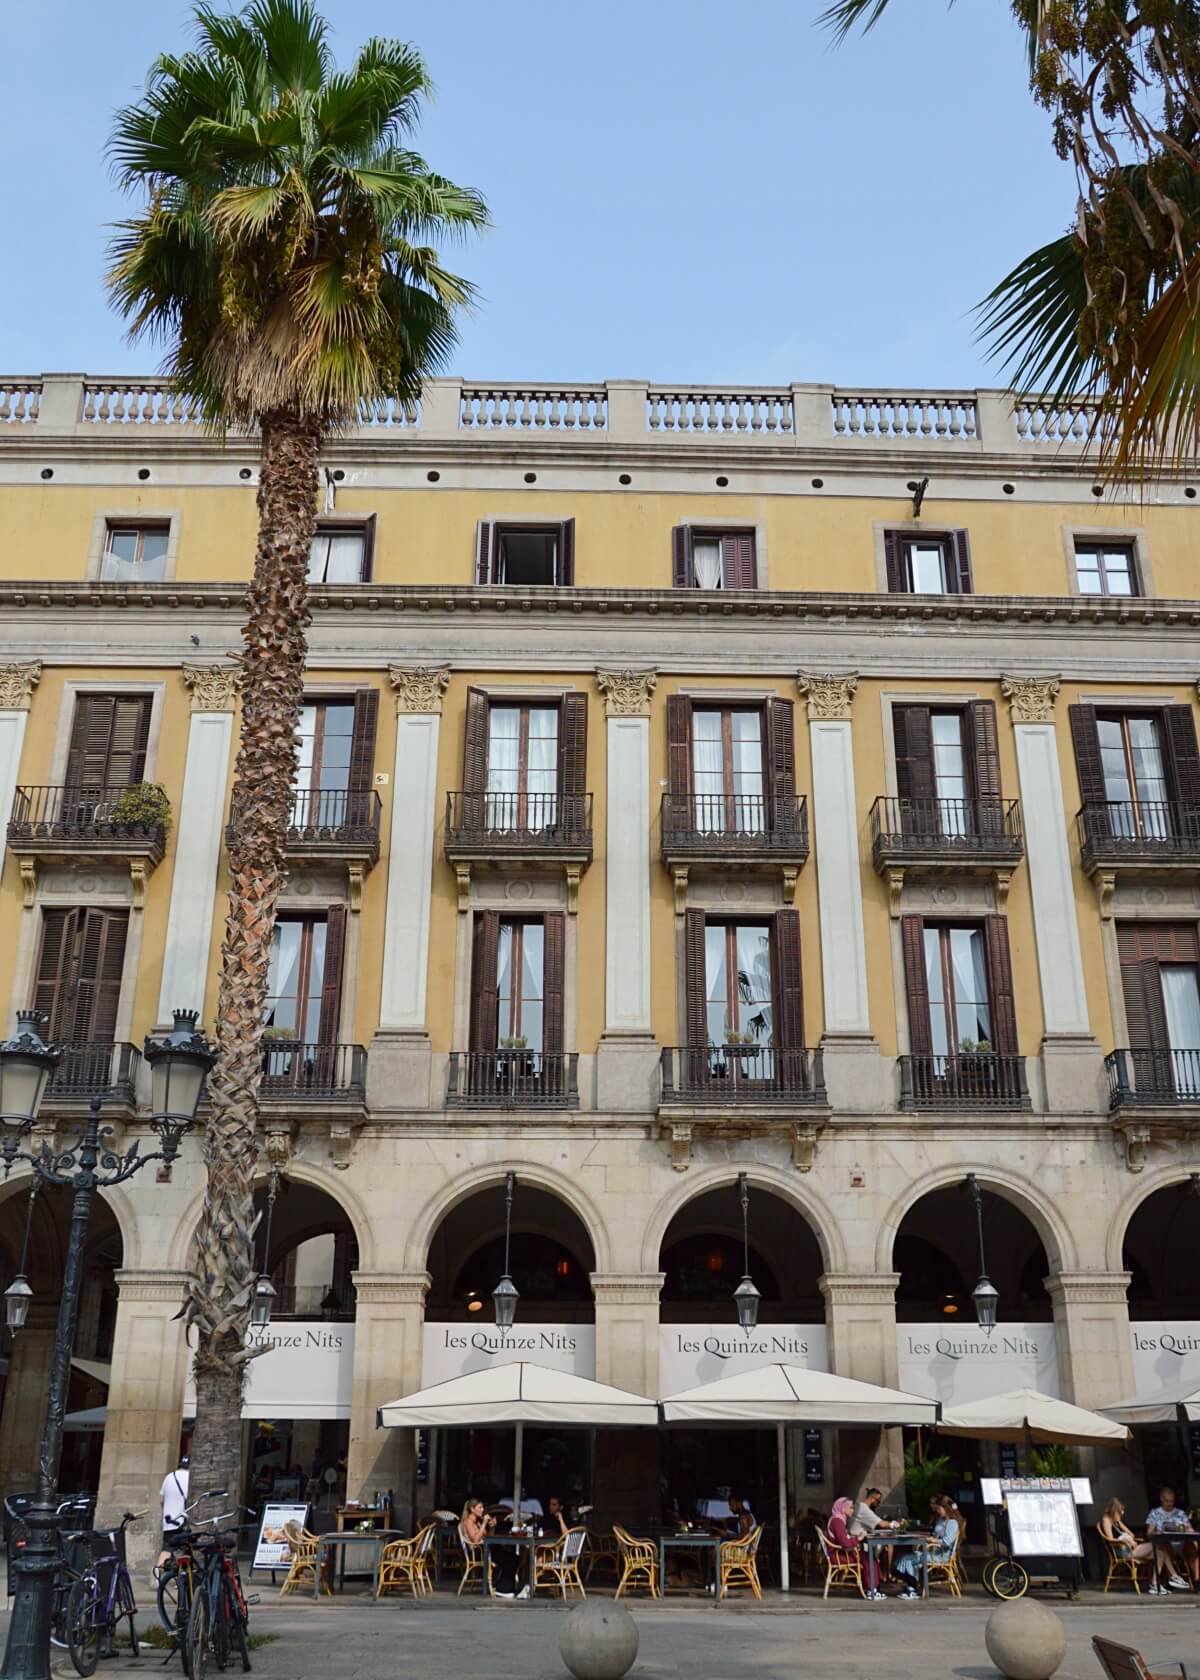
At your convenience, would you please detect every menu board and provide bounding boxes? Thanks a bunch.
[252,1502,309,1570]
[1004,1487,1082,1557]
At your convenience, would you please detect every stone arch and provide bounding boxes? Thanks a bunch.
[875,1163,1077,1277]
[1107,1166,1200,1274]
[166,1160,373,1274]
[0,1169,138,1274]
[641,1165,844,1277]
[407,1160,613,1277]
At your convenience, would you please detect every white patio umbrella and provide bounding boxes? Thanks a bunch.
[1100,1376,1200,1427]
[661,1363,941,1592]
[937,1388,1130,1446]
[63,1406,107,1432]
[377,1362,658,1521]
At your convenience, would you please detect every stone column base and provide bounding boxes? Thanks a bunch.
[595,1034,660,1112]
[366,1032,433,1109]
[1040,1034,1105,1113]
[818,1034,890,1111]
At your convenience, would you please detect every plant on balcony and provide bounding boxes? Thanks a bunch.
[106,0,487,1505]
[261,1025,299,1043]
[109,781,171,836]
[958,1038,992,1056]
[499,1036,528,1050]
[724,1029,756,1046]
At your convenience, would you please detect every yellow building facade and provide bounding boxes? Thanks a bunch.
[0,375,1197,1543]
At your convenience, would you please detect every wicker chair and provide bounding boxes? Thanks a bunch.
[1099,1529,1154,1595]
[718,1525,763,1600]
[534,1527,588,1599]
[377,1523,436,1598]
[816,1526,864,1599]
[457,1524,484,1597]
[279,1521,329,1597]
[613,1525,660,1599]
[925,1528,962,1597]
[583,1530,620,1583]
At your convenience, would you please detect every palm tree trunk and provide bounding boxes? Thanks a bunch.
[186,408,321,1506]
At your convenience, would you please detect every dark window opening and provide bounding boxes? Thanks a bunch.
[672,526,757,589]
[497,527,558,585]
[884,529,972,595]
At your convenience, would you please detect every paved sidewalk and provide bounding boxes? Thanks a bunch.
[27,1590,1200,1680]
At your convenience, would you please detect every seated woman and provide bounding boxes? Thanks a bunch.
[462,1498,518,1598]
[827,1496,881,1599]
[895,1496,957,1599]
[1100,1497,1158,1576]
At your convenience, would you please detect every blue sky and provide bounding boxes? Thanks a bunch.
[0,0,1074,387]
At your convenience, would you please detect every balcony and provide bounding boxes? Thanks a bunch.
[281,789,381,866]
[659,1044,826,1105]
[1106,1048,1200,1109]
[443,793,593,910]
[446,1050,580,1109]
[44,1042,141,1112]
[898,1052,1030,1110]
[660,794,809,910]
[259,1041,367,1104]
[1077,801,1200,883]
[8,786,167,900]
[870,797,1024,875]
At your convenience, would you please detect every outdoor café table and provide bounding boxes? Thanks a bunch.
[656,1532,723,1600]
[862,1530,930,1598]
[313,1529,402,1599]
[481,1532,540,1597]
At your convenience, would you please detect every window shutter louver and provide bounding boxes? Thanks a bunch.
[32,908,78,1038]
[463,688,490,798]
[66,696,116,789]
[969,699,1003,831]
[672,526,693,589]
[542,913,566,1060]
[771,909,805,1050]
[72,909,128,1044]
[1118,921,1199,963]
[476,521,495,586]
[1068,703,1110,841]
[901,914,933,1056]
[469,911,501,1052]
[557,519,576,586]
[1123,958,1171,1053]
[1162,705,1200,815]
[108,697,152,787]
[318,907,347,1046]
[948,531,973,594]
[359,513,377,583]
[348,689,379,798]
[666,695,692,827]
[684,908,709,1048]
[983,914,1019,1056]
[766,698,797,830]
[884,530,905,593]
[722,532,757,589]
[556,694,588,830]
[893,706,935,804]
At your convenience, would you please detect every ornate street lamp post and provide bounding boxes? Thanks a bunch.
[733,1171,761,1333]
[492,1172,519,1330]
[966,1173,999,1335]
[251,1169,281,1329]
[0,1009,215,1680]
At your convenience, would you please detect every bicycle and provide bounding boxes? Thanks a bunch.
[158,1495,253,1678]
[63,1510,142,1676]
[4,1494,94,1651]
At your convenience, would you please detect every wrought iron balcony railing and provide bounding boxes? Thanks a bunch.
[8,785,168,857]
[659,794,809,861]
[899,1052,1030,1109]
[659,1045,826,1105]
[444,792,593,858]
[446,1050,580,1108]
[226,789,382,860]
[46,1041,141,1103]
[1077,800,1200,871]
[870,796,1024,869]
[1106,1048,1200,1109]
[259,1041,367,1102]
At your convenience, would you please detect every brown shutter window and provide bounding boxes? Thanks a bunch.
[469,911,501,1052]
[32,907,79,1038]
[557,519,576,587]
[71,909,129,1044]
[947,531,973,594]
[883,530,905,593]
[1162,705,1200,816]
[1068,703,1107,804]
[983,914,1019,1056]
[672,526,694,589]
[901,914,933,1056]
[683,908,709,1054]
[359,513,377,583]
[556,693,588,836]
[766,698,796,830]
[317,906,347,1046]
[348,688,379,804]
[969,699,1003,830]
[722,531,757,589]
[771,909,805,1050]
[462,688,490,808]
[893,706,935,807]
[476,521,495,586]
[66,695,152,791]
[666,694,692,827]
[542,913,566,1061]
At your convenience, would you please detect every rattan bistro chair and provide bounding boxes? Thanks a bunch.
[718,1526,763,1600]
[613,1525,660,1599]
[534,1528,588,1599]
[279,1521,329,1597]
[457,1524,484,1597]
[925,1527,962,1598]
[1099,1529,1154,1595]
[377,1523,436,1598]
[816,1526,864,1599]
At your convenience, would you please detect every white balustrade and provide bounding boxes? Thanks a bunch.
[458,385,607,430]
[0,381,41,423]
[1012,398,1099,446]
[831,390,978,441]
[357,395,420,428]
[646,387,795,435]
[81,380,204,426]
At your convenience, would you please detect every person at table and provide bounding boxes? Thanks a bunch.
[1099,1497,1165,1588]
[851,1487,899,1583]
[828,1496,881,1598]
[463,1498,518,1598]
[1146,1485,1199,1588]
[895,1495,957,1600]
[724,1494,754,1539]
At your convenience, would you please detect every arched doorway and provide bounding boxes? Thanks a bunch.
[1122,1176,1200,1501]
[657,1183,828,1536]
[0,1179,122,1497]
[425,1181,597,1515]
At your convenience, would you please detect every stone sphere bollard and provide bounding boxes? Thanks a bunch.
[984,1599,1067,1680]
[559,1600,639,1680]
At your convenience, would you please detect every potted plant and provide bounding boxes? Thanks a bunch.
[956,1036,993,1096]
[108,780,172,836]
[261,1022,300,1077]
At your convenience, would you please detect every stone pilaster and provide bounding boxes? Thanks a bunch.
[1044,1271,1134,1408]
[820,1272,905,1503]
[346,1272,429,1531]
[591,1273,665,1398]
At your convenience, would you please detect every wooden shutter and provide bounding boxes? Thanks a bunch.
[66,695,151,790]
[1068,704,1107,803]
[893,706,935,803]
[32,908,79,1037]
[542,913,565,1059]
[969,699,1003,830]
[71,909,128,1044]
[317,907,347,1046]
[947,531,973,594]
[666,694,692,822]
[358,513,377,583]
[722,531,757,589]
[475,521,495,585]
[462,688,490,795]
[983,915,1019,1056]
[557,519,575,586]
[469,911,501,1051]
[883,530,905,593]
[556,692,588,810]
[766,698,796,829]
[1117,921,1200,963]
[1121,958,1170,1050]
[684,908,709,1048]
[1162,705,1200,812]
[348,689,379,796]
[771,909,805,1049]
[901,914,933,1056]
[671,526,693,589]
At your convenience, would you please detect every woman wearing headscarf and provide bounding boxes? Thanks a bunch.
[827,1496,881,1598]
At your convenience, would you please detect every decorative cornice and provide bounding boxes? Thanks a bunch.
[596,668,657,717]
[1044,1270,1132,1304]
[388,664,450,714]
[1002,673,1061,724]
[818,1271,901,1306]
[182,663,241,712]
[0,661,40,710]
[351,1270,431,1306]
[797,671,858,721]
[589,1272,666,1303]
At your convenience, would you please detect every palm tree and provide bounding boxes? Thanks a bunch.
[106,0,487,1501]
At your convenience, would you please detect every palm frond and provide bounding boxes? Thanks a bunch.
[976,227,1094,403]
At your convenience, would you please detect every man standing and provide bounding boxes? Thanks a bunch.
[156,1454,190,1571]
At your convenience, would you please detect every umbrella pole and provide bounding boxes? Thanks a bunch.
[777,1422,790,1594]
[513,1422,524,1520]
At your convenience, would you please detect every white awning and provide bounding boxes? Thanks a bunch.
[63,1407,107,1433]
[1100,1377,1200,1427]
[377,1361,657,1429]
[660,1363,939,1426]
[938,1387,1130,1445]
[70,1358,111,1386]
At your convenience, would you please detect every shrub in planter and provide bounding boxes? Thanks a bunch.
[109,781,171,835]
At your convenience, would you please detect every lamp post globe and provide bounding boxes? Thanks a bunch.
[0,1013,60,1143]
[251,1274,277,1329]
[733,1274,761,1333]
[493,1273,520,1330]
[972,1274,1000,1334]
[3,1275,31,1332]
[143,1009,217,1160]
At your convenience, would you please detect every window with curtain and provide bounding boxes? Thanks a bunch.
[704,923,773,1046]
[1097,713,1171,838]
[1162,965,1200,1093]
[930,711,968,836]
[691,708,764,834]
[264,917,327,1043]
[308,526,368,583]
[485,704,558,829]
[102,524,169,583]
[295,701,354,824]
[923,925,992,1058]
[496,921,544,1051]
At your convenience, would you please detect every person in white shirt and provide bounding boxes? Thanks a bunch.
[157,1456,189,1569]
[849,1487,899,1592]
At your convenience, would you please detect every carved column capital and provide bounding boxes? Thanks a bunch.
[596,668,657,718]
[388,665,450,714]
[797,672,858,721]
[1001,674,1061,724]
[182,664,241,712]
[0,662,41,710]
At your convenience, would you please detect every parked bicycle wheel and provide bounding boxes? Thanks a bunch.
[117,1567,140,1658]
[222,1568,251,1673]
[65,1574,100,1678]
[186,1589,209,1680]
[989,1557,1029,1600]
[210,1578,228,1674]
[157,1566,184,1636]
